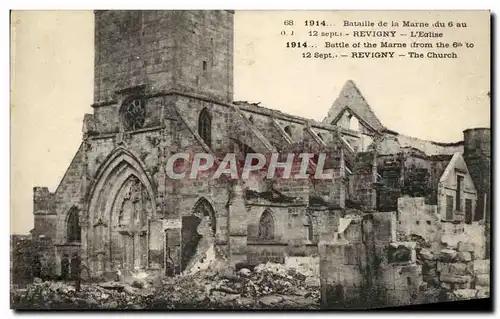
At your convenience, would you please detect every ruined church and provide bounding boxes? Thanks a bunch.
[30,10,490,280]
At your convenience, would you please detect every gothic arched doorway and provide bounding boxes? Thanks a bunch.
[86,148,157,276]
[112,175,152,273]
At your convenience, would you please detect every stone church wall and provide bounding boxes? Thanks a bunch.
[320,199,489,309]
[247,244,287,265]
[46,144,85,246]
[33,213,57,240]
[320,212,425,309]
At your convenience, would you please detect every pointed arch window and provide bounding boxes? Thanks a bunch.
[348,113,360,131]
[198,108,212,147]
[193,197,216,235]
[258,209,275,240]
[67,208,81,242]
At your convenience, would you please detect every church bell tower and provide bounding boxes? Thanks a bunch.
[92,10,234,110]
[80,11,235,276]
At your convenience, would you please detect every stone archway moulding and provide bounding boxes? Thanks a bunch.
[86,146,157,222]
[83,147,158,273]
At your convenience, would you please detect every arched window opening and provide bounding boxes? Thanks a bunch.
[193,197,216,235]
[67,208,81,242]
[306,214,314,241]
[349,113,360,131]
[284,125,293,138]
[258,209,275,240]
[198,108,212,148]
[317,133,324,141]
[248,115,254,124]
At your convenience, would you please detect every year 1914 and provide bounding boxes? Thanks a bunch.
[286,41,308,48]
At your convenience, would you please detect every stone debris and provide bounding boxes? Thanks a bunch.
[439,249,457,262]
[152,262,320,309]
[453,289,478,300]
[457,241,475,253]
[284,257,320,278]
[440,235,460,249]
[476,287,490,299]
[11,262,320,310]
[383,229,491,306]
[474,274,490,287]
[10,280,151,310]
[473,259,490,274]
[99,282,125,290]
[440,273,471,285]
[418,248,435,261]
[440,282,452,290]
[446,262,468,276]
[238,268,251,278]
[456,251,472,262]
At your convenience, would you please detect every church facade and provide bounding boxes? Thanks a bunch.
[30,10,490,280]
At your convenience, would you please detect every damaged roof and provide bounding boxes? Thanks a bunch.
[323,80,385,133]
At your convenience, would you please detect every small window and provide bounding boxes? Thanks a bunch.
[258,209,275,240]
[284,126,292,138]
[202,61,207,72]
[306,214,314,241]
[456,175,464,211]
[446,195,454,220]
[317,133,324,141]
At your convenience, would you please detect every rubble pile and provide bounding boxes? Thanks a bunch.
[415,241,491,303]
[10,280,156,310]
[152,262,320,309]
[11,262,320,310]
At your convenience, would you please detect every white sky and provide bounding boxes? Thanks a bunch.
[10,10,490,234]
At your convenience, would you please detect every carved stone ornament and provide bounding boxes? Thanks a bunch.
[93,216,108,228]
[114,131,132,146]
